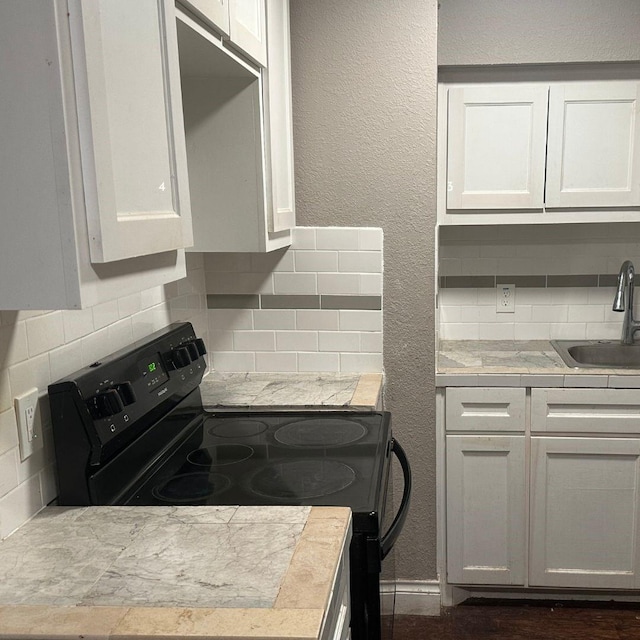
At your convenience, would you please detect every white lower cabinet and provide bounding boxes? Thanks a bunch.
[530,436,640,589]
[444,386,640,593]
[446,435,526,585]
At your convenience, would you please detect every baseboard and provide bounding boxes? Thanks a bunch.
[381,580,441,617]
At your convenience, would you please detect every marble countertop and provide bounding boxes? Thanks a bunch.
[0,505,351,639]
[199,372,383,410]
[437,340,640,388]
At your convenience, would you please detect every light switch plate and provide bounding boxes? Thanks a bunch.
[14,387,43,461]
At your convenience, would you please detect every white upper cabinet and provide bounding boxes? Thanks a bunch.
[70,0,192,263]
[176,2,293,253]
[264,0,296,233]
[446,85,548,211]
[546,82,640,208]
[439,79,640,225]
[0,0,190,309]
[229,0,268,67]
[179,0,267,67]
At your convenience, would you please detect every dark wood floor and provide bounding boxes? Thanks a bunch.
[392,600,640,639]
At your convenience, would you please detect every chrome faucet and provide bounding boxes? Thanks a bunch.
[613,260,640,344]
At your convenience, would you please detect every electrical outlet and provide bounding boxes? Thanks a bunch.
[14,388,43,461]
[496,284,515,313]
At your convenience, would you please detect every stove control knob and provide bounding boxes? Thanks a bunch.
[114,382,137,406]
[192,338,207,356]
[185,342,200,362]
[88,389,124,420]
[166,346,192,369]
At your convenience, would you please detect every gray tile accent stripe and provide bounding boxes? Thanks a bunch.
[207,294,260,309]
[547,274,598,288]
[321,295,382,310]
[439,274,633,289]
[261,295,320,309]
[207,294,382,310]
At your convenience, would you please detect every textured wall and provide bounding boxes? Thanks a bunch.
[438,0,640,66]
[290,0,438,580]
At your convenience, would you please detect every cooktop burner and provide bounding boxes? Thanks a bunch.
[249,459,356,499]
[151,472,231,503]
[207,418,268,438]
[187,443,254,467]
[274,418,367,447]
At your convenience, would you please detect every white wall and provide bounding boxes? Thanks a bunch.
[438,0,640,66]
[0,255,208,538]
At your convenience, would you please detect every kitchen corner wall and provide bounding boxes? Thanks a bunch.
[438,224,640,341]
[205,227,383,373]
[0,255,208,539]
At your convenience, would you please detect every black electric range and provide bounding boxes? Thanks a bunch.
[48,322,411,640]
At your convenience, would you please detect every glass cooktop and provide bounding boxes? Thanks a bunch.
[123,412,391,513]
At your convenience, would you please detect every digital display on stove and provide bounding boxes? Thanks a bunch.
[138,353,169,391]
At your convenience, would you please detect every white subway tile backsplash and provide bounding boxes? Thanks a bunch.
[61,308,94,343]
[273,273,317,295]
[204,253,252,272]
[49,341,83,384]
[478,323,515,340]
[294,251,338,272]
[8,354,50,401]
[212,352,256,372]
[440,323,480,340]
[567,305,605,323]
[210,309,253,331]
[317,274,360,295]
[39,463,57,506]
[275,331,318,352]
[514,323,550,340]
[92,300,120,331]
[234,331,276,352]
[140,286,166,310]
[549,288,590,305]
[316,228,359,250]
[0,370,11,414]
[358,228,383,251]
[208,331,234,352]
[0,449,18,498]
[107,319,134,352]
[340,353,383,373]
[0,409,19,457]
[549,323,587,340]
[296,310,339,331]
[292,227,316,250]
[0,324,29,367]
[318,332,361,353]
[117,293,142,319]
[338,252,382,274]
[339,311,382,332]
[586,322,621,340]
[359,274,383,295]
[255,352,298,372]
[250,250,295,273]
[0,474,42,539]
[207,272,274,295]
[530,306,568,324]
[360,332,383,353]
[298,352,340,372]
[253,309,296,330]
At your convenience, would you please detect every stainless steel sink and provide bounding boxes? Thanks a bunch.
[551,340,640,369]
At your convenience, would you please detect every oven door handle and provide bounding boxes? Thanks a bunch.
[380,437,412,560]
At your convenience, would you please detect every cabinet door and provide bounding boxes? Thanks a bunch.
[264,0,295,233]
[546,82,640,208]
[229,0,267,67]
[180,0,230,35]
[530,437,640,589]
[69,0,192,263]
[446,435,526,585]
[447,85,548,210]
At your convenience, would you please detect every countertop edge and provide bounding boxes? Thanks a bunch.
[0,507,352,640]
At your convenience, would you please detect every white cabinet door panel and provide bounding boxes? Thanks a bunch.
[229,0,267,66]
[446,435,526,585]
[70,0,192,263]
[264,0,295,233]
[180,0,230,35]
[530,437,640,589]
[546,82,640,208]
[447,85,548,210]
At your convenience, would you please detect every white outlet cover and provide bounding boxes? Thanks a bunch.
[14,387,43,461]
[496,284,515,313]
